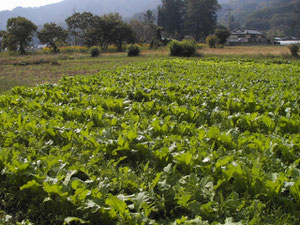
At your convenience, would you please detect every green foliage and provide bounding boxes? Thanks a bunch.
[1,32,18,51]
[215,28,231,45]
[0,30,5,51]
[158,0,185,36]
[184,0,220,41]
[105,14,136,51]
[288,44,299,57]
[2,17,37,54]
[143,10,155,24]
[127,44,140,57]
[206,35,217,48]
[169,40,197,57]
[37,23,68,53]
[65,12,98,47]
[158,0,220,40]
[65,12,136,51]
[89,46,100,57]
[0,59,299,224]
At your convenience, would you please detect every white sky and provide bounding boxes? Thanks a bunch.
[0,0,63,11]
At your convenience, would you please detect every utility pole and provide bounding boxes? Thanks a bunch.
[224,8,233,31]
[73,4,77,46]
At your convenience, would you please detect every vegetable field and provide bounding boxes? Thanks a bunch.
[0,59,299,224]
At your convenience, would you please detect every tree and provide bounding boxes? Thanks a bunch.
[184,0,220,41]
[1,32,18,51]
[158,0,185,37]
[66,12,136,51]
[158,0,220,41]
[0,31,5,51]
[288,44,299,57]
[100,13,123,50]
[65,12,100,46]
[206,35,217,48]
[111,21,136,51]
[130,10,157,44]
[101,13,136,51]
[37,23,68,53]
[3,17,37,54]
[129,20,154,43]
[215,27,230,45]
[150,26,164,49]
[144,10,155,24]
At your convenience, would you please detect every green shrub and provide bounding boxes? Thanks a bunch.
[288,44,299,57]
[215,28,230,45]
[89,46,100,57]
[169,40,197,57]
[206,35,217,48]
[127,44,140,57]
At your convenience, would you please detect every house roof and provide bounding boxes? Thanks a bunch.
[231,29,263,35]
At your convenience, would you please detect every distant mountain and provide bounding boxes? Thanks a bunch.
[0,0,161,30]
[218,0,300,38]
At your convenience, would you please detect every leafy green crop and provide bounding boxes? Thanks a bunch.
[0,59,299,224]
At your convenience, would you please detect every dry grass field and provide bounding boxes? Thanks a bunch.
[142,45,291,56]
[0,45,296,93]
[201,45,290,56]
[0,53,164,93]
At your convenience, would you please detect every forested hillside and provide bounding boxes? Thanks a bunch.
[246,0,300,37]
[218,0,300,38]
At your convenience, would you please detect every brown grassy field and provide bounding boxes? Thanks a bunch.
[201,45,290,56]
[142,45,291,56]
[0,52,165,93]
[0,45,296,94]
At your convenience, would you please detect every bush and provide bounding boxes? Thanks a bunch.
[206,35,217,48]
[288,44,299,57]
[215,28,230,45]
[89,46,100,57]
[169,40,197,57]
[127,44,140,57]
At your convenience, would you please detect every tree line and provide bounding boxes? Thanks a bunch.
[0,13,138,54]
[0,0,223,54]
[158,0,220,41]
